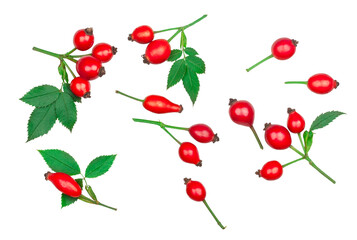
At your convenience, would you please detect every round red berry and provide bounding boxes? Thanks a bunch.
[129,25,154,44]
[184,178,206,202]
[189,124,219,143]
[229,99,255,127]
[143,39,171,64]
[73,28,94,51]
[307,73,339,94]
[76,56,105,80]
[264,123,292,150]
[92,43,117,63]
[70,77,91,98]
[287,108,305,133]
[256,161,283,180]
[179,142,201,166]
[271,38,297,60]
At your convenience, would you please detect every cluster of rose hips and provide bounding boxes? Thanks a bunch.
[71,28,117,98]
[246,38,339,95]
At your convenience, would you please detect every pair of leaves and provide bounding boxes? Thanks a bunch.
[303,111,345,153]
[58,60,69,84]
[39,149,117,208]
[21,84,79,142]
[167,47,205,104]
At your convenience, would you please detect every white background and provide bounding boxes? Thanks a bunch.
[1,0,356,239]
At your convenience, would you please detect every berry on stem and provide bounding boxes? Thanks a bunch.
[246,37,298,72]
[73,28,94,51]
[184,178,226,229]
[256,161,283,180]
[179,142,202,166]
[287,108,305,133]
[70,77,91,98]
[264,123,292,150]
[128,25,154,44]
[45,172,82,198]
[143,39,171,64]
[92,43,117,63]
[189,124,219,143]
[285,73,339,94]
[76,56,105,80]
[229,99,263,149]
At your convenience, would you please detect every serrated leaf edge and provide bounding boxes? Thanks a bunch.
[27,104,57,142]
[20,84,60,108]
[85,154,117,178]
[310,111,345,131]
[38,149,81,175]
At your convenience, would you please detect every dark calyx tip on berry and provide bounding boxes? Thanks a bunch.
[196,160,202,167]
[84,28,93,36]
[184,178,191,185]
[99,67,106,77]
[292,39,298,46]
[229,98,237,106]
[264,123,271,131]
[213,133,220,143]
[44,171,52,180]
[83,92,91,98]
[287,108,295,114]
[335,80,339,89]
[142,54,150,64]
[255,170,261,177]
[112,46,118,55]
[128,34,133,41]
[179,105,183,113]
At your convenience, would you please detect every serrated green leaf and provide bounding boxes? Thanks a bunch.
[38,149,81,175]
[20,85,60,107]
[186,55,205,74]
[310,111,345,131]
[55,92,77,131]
[167,59,187,89]
[75,179,83,189]
[61,193,78,208]
[180,31,187,48]
[303,130,314,153]
[27,104,57,142]
[85,155,117,178]
[167,49,182,62]
[184,47,198,56]
[58,61,69,83]
[63,83,81,103]
[182,67,200,104]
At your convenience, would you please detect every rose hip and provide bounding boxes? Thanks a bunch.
[70,77,91,98]
[92,43,117,63]
[264,123,292,150]
[256,161,283,180]
[285,73,339,94]
[128,25,154,44]
[179,142,202,166]
[143,39,171,64]
[45,172,82,198]
[189,124,219,143]
[76,56,105,80]
[73,28,94,51]
[287,108,305,133]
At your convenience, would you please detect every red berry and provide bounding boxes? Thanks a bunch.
[189,124,219,143]
[229,99,255,126]
[143,39,171,64]
[73,28,94,51]
[307,73,339,94]
[264,123,292,150]
[70,77,91,98]
[128,25,154,44]
[184,178,206,201]
[287,108,305,133]
[76,56,105,80]
[92,43,117,63]
[179,142,202,166]
[256,161,283,180]
[271,38,298,60]
[45,172,82,197]
[143,95,182,114]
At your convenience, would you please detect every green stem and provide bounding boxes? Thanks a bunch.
[298,132,305,154]
[284,81,308,84]
[249,126,264,150]
[289,145,305,158]
[246,54,274,72]
[65,48,77,56]
[154,27,180,34]
[70,53,92,58]
[154,14,207,34]
[62,60,76,79]
[78,195,117,211]
[33,47,61,58]
[132,118,188,130]
[159,126,182,145]
[306,156,336,184]
[115,90,144,102]
[282,157,305,168]
[168,29,181,43]
[203,199,226,230]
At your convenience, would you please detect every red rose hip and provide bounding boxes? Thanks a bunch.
[128,25,154,44]
[45,172,82,197]
[70,77,91,98]
[73,28,94,51]
[143,39,171,64]
[264,123,292,150]
[287,108,305,133]
[76,56,105,80]
[189,124,219,143]
[92,43,117,63]
[285,73,339,94]
[256,161,283,180]
[179,142,202,166]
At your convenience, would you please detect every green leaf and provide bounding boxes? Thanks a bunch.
[310,111,345,131]
[303,130,314,153]
[63,83,81,103]
[180,31,187,48]
[85,155,117,178]
[75,179,83,189]
[27,104,57,142]
[61,194,78,208]
[58,61,69,83]
[55,92,77,131]
[167,59,187,89]
[186,55,205,74]
[167,49,182,62]
[184,47,198,56]
[20,85,60,107]
[38,149,81,175]
[182,67,200,104]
